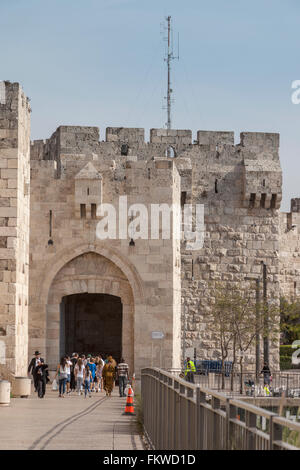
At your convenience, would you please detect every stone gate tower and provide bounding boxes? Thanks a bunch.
[0,81,30,376]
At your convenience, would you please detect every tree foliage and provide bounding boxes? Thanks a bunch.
[280,297,300,345]
[208,283,280,391]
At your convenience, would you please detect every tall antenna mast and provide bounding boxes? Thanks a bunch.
[163,16,179,130]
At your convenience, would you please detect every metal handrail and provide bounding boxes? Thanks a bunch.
[141,367,300,450]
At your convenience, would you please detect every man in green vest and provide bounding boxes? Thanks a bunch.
[185,357,196,383]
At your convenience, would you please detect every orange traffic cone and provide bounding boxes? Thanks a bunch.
[123,385,135,415]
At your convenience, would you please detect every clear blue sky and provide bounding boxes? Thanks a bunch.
[0,0,299,210]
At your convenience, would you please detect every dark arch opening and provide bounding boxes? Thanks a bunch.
[60,293,122,361]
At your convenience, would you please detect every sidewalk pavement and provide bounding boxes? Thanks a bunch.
[0,385,144,450]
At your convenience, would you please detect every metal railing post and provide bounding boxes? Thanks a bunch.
[228,402,237,450]
[196,387,201,450]
[179,383,186,449]
[245,410,256,450]
[270,417,283,450]
[186,386,194,449]
[211,396,221,449]
[199,390,206,449]
[225,398,230,450]
[174,378,180,449]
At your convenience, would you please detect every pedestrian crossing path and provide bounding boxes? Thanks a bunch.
[0,386,144,450]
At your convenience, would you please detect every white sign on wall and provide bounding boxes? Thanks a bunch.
[151,331,164,340]
[0,340,6,365]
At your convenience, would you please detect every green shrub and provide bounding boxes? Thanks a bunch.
[280,357,292,370]
[280,345,294,357]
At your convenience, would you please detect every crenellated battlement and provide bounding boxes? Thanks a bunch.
[197,130,234,146]
[30,125,280,161]
[30,124,282,214]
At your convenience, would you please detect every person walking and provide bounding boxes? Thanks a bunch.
[74,357,85,395]
[35,359,49,398]
[54,357,68,397]
[84,364,92,398]
[117,358,129,397]
[102,356,116,397]
[87,357,97,392]
[261,362,271,385]
[28,351,44,393]
[95,355,105,392]
[70,353,78,392]
[184,357,196,383]
[94,356,102,392]
[65,355,72,394]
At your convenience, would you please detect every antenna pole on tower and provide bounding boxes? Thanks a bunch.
[167,16,171,130]
[163,16,179,131]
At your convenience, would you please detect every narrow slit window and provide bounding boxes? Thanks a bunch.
[249,193,256,208]
[262,179,266,187]
[49,210,52,237]
[80,204,86,219]
[215,179,218,194]
[87,188,90,196]
[270,194,277,209]
[260,193,266,208]
[181,191,187,208]
[91,203,97,219]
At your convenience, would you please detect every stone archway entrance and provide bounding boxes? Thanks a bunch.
[61,293,123,361]
[46,252,134,370]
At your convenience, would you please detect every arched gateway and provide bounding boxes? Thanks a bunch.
[30,243,145,374]
[46,251,134,370]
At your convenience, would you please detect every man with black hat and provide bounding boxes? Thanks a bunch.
[28,351,44,392]
[70,353,78,392]
[35,359,49,398]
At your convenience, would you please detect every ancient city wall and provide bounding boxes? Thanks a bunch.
[279,199,300,299]
[30,125,285,371]
[1,79,299,378]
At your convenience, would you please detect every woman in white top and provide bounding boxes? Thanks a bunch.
[74,358,85,395]
[65,355,72,394]
[54,357,68,397]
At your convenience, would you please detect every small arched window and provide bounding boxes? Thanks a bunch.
[165,146,176,158]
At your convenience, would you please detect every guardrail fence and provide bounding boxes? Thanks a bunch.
[141,367,300,450]
[194,371,300,397]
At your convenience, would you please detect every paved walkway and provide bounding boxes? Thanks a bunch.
[0,386,144,450]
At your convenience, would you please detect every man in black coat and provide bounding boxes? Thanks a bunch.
[28,351,44,392]
[70,353,78,392]
[35,359,49,398]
